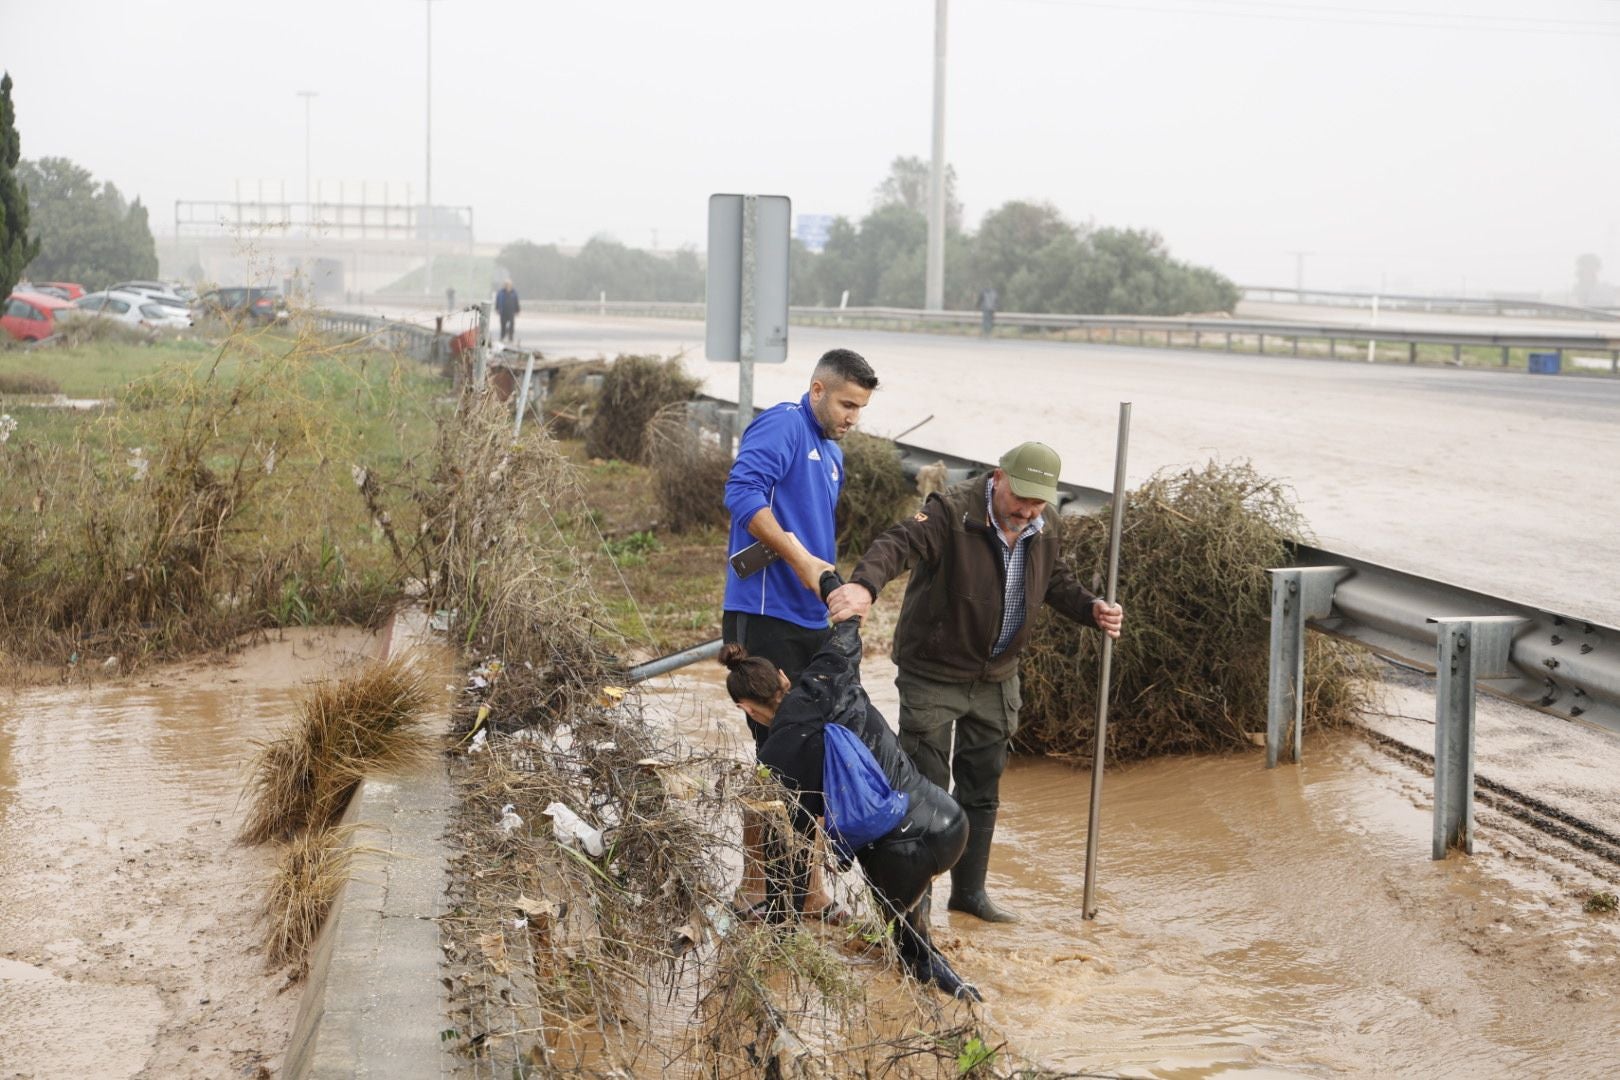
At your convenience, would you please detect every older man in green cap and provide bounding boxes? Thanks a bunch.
[826,442,1124,923]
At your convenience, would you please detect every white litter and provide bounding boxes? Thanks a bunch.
[542,801,605,857]
[498,803,524,833]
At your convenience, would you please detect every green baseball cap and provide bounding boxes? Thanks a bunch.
[999,441,1062,504]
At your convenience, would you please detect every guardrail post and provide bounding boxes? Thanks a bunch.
[1225,332,1232,352]
[1408,342,1417,364]
[1500,346,1510,367]
[1265,566,1350,767]
[473,302,491,390]
[1329,337,1336,359]
[1428,616,1523,858]
[1292,336,1300,357]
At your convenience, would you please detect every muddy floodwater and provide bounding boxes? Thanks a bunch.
[0,629,382,1080]
[644,655,1620,1078]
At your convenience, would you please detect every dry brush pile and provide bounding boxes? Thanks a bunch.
[643,401,731,533]
[836,430,915,560]
[1017,460,1374,762]
[583,353,701,462]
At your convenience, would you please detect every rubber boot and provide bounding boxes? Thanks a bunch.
[948,809,1019,923]
[896,897,982,1002]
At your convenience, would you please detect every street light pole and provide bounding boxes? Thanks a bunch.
[424,0,437,298]
[925,0,947,312]
[297,90,317,235]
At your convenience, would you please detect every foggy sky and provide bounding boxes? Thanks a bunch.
[7,0,1619,296]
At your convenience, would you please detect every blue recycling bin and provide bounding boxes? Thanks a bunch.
[1528,351,1561,375]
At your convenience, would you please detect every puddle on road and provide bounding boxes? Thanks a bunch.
[640,655,1620,1078]
[0,628,385,1080]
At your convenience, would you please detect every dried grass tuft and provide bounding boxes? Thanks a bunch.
[584,354,699,462]
[240,653,436,844]
[643,402,730,533]
[50,316,160,349]
[1017,460,1374,762]
[0,371,60,395]
[261,824,358,972]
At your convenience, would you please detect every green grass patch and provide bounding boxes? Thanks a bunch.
[0,323,447,668]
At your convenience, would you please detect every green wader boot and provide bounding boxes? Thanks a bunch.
[947,809,1019,923]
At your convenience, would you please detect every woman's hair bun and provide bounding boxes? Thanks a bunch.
[717,642,750,669]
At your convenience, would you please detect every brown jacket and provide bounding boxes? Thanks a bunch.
[851,475,1099,684]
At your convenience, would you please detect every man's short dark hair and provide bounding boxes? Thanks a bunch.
[812,348,878,391]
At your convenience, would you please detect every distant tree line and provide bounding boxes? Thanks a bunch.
[497,236,704,302]
[503,157,1237,317]
[797,157,1239,316]
[18,156,158,289]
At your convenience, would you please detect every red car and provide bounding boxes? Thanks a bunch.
[2,291,75,342]
[19,281,86,301]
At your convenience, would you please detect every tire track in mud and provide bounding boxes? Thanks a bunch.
[1359,726,1620,882]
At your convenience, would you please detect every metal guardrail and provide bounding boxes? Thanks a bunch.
[309,309,446,363]
[1241,285,1620,323]
[513,299,1620,363]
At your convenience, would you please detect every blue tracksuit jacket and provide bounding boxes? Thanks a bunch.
[723,393,844,629]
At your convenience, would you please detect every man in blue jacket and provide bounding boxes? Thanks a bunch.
[723,347,878,919]
[723,347,878,719]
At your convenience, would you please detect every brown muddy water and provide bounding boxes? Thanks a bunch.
[0,628,383,1080]
[643,655,1620,1079]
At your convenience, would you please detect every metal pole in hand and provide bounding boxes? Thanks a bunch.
[1082,401,1131,920]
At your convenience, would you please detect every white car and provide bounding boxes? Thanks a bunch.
[111,280,198,303]
[76,290,194,329]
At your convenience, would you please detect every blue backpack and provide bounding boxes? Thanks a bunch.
[822,722,909,859]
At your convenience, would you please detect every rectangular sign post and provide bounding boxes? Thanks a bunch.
[707,193,791,441]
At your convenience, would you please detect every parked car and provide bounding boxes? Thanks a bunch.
[2,291,76,341]
[17,281,86,301]
[195,286,286,323]
[111,280,196,303]
[76,290,194,330]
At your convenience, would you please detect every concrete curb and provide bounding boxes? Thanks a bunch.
[283,613,457,1078]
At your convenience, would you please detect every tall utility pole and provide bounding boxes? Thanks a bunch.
[424,0,439,297]
[924,0,947,311]
[297,90,318,234]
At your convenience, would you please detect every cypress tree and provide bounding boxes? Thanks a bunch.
[0,72,41,298]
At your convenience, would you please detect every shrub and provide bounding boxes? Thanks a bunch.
[584,354,699,462]
[1016,460,1373,762]
[835,431,913,560]
[643,402,730,533]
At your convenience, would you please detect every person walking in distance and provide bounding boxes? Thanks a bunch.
[723,348,879,918]
[494,279,520,342]
[825,442,1125,923]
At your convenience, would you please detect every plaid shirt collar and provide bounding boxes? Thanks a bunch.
[985,476,1043,656]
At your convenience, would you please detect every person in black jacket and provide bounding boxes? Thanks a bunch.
[721,616,980,1001]
[494,280,520,342]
